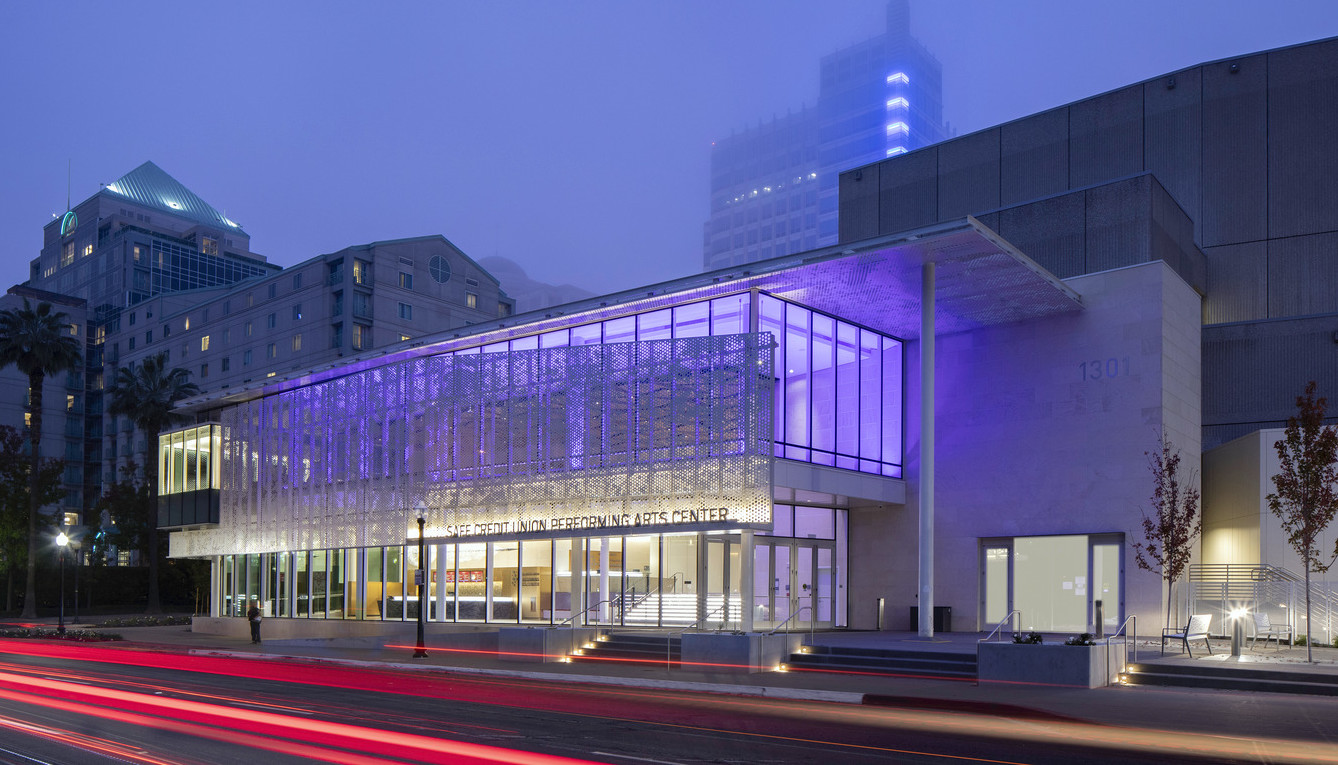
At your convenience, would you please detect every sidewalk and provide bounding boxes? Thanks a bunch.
[14,617,1338,743]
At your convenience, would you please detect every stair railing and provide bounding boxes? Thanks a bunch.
[559,596,621,660]
[667,601,733,668]
[978,610,1021,643]
[1106,614,1136,683]
[766,605,815,642]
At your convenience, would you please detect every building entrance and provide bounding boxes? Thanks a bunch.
[752,539,835,631]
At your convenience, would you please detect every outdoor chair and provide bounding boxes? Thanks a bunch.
[1161,614,1213,657]
[1250,613,1293,650]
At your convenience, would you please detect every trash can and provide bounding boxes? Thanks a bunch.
[909,606,952,632]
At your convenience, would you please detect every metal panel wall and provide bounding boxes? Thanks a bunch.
[1267,232,1338,317]
[1144,67,1203,240]
[1084,176,1151,274]
[878,146,939,234]
[1268,39,1338,239]
[170,335,775,557]
[1000,107,1069,207]
[838,165,881,243]
[1202,242,1267,325]
[1068,85,1144,189]
[937,128,1000,220]
[1201,54,1268,248]
[1150,178,1207,295]
[1203,317,1338,447]
[995,191,1086,278]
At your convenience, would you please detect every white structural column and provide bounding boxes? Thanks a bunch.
[918,261,936,638]
[741,530,755,633]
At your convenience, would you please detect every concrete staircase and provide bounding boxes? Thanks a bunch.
[622,593,743,626]
[783,644,978,681]
[1124,662,1338,696]
[572,631,681,666]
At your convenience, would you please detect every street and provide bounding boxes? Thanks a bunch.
[0,639,1334,764]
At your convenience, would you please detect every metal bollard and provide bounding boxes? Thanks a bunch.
[876,598,885,631]
[1094,600,1104,639]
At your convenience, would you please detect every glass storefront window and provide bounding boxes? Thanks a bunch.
[553,538,578,623]
[311,550,327,618]
[492,542,519,622]
[622,536,658,625]
[329,550,347,619]
[661,534,697,626]
[520,540,552,623]
[1004,535,1107,633]
[586,537,621,624]
[435,543,454,622]
[457,543,487,621]
[366,547,384,619]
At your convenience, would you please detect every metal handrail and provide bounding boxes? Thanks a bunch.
[558,596,622,627]
[667,600,734,668]
[978,610,1022,643]
[766,605,815,644]
[1106,614,1137,681]
[560,596,624,661]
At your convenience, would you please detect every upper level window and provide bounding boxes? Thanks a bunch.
[465,292,477,310]
[399,271,413,290]
[201,335,210,352]
[293,273,303,290]
[397,302,412,320]
[353,259,372,286]
[202,237,218,256]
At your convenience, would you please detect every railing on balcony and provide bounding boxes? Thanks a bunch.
[1188,564,1338,644]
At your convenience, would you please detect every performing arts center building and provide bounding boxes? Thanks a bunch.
[166,207,1201,639]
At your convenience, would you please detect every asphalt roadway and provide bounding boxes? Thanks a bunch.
[8,618,1338,763]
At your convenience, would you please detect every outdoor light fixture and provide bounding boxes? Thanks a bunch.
[1229,607,1248,657]
[55,529,69,635]
[413,502,429,659]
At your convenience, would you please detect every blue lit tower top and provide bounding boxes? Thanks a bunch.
[704,0,946,272]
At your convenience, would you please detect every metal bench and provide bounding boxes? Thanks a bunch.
[1162,614,1213,657]
[1251,613,1293,650]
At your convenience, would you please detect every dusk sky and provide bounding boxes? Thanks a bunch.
[3,1,1337,298]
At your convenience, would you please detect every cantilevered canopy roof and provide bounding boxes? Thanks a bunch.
[738,216,1081,338]
[102,161,245,232]
[182,216,1082,410]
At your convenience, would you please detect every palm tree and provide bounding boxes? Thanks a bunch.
[0,300,83,619]
[108,352,199,613]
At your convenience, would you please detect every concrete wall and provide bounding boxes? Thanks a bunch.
[848,260,1201,632]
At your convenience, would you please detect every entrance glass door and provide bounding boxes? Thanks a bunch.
[753,540,835,631]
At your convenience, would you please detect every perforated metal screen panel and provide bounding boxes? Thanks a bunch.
[170,334,773,557]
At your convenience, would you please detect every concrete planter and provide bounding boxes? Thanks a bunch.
[977,640,1127,688]
[498,627,599,663]
[680,632,804,673]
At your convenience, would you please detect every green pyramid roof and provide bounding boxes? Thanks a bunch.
[102,161,244,232]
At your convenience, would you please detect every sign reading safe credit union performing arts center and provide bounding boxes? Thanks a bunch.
[169,335,774,558]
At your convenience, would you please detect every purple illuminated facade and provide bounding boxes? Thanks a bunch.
[169,214,1201,641]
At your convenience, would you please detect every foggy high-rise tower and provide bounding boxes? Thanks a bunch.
[703,0,946,271]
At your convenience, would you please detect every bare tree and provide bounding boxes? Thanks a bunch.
[1134,432,1202,630]
[1266,381,1338,662]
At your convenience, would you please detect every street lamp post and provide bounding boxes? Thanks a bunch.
[55,529,68,635]
[413,509,428,659]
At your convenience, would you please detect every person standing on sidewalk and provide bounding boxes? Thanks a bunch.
[247,602,262,644]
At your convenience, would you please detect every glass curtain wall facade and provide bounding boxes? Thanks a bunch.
[187,288,900,627]
[218,514,847,628]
